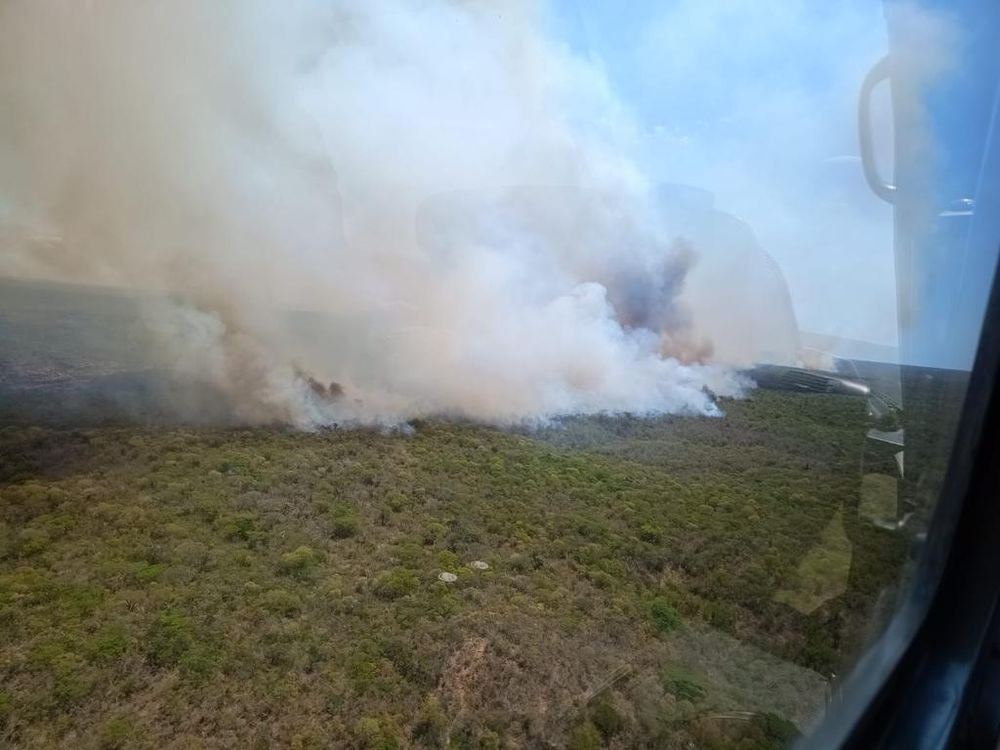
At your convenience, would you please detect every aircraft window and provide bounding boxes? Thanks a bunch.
[0,1,995,748]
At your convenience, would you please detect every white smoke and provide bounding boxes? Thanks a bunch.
[0,0,746,426]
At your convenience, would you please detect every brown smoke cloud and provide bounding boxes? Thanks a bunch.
[0,0,746,426]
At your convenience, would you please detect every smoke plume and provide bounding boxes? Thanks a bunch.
[0,1,744,426]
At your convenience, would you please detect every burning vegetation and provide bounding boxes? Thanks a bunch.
[297,369,345,403]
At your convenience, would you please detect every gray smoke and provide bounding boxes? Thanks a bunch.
[0,0,745,426]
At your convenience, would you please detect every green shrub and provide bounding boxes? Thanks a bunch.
[592,700,624,738]
[219,511,261,543]
[279,546,319,577]
[393,540,425,567]
[447,724,483,750]
[586,569,616,590]
[178,643,218,679]
[572,543,608,566]
[353,716,400,749]
[753,711,801,745]
[638,523,663,544]
[132,562,166,584]
[649,597,681,633]
[411,696,447,746]
[174,539,211,569]
[98,718,133,749]
[373,568,418,600]
[331,515,361,539]
[421,522,447,545]
[509,553,530,573]
[594,557,627,578]
[567,721,602,750]
[576,519,609,541]
[15,528,50,557]
[262,588,303,616]
[385,490,408,512]
[292,732,322,750]
[146,610,193,667]
[661,667,706,703]
[436,550,460,569]
[382,638,434,686]
[87,623,129,663]
[49,653,93,706]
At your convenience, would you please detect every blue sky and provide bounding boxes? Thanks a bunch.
[546,0,899,350]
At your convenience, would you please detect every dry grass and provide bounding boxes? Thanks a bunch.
[0,389,907,748]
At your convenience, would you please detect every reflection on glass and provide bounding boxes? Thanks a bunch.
[0,1,995,748]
